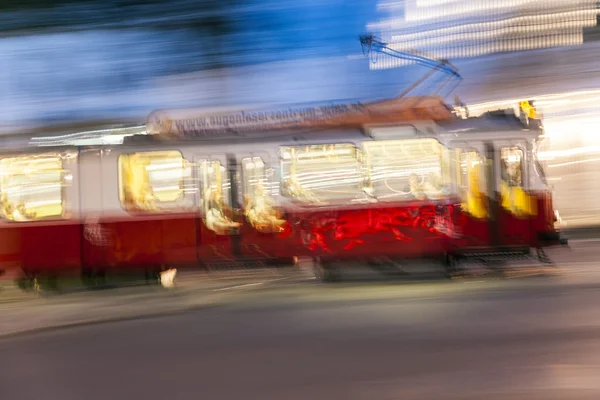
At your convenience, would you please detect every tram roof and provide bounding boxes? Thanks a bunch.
[0,99,538,150]
[440,109,540,134]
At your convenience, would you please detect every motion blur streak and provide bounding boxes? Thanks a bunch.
[0,1,597,398]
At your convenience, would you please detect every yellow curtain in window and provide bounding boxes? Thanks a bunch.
[500,182,537,217]
[461,153,488,219]
[120,154,158,212]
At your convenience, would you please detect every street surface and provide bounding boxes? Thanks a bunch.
[0,241,599,399]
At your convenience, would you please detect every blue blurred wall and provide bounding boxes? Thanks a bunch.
[0,0,378,130]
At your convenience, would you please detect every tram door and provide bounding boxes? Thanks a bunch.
[194,154,242,264]
[238,153,292,261]
[450,141,493,247]
[487,140,536,248]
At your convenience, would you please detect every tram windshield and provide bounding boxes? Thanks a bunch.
[500,146,537,217]
[500,147,524,187]
[361,139,451,201]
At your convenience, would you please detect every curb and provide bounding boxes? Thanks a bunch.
[0,301,222,341]
[0,276,294,340]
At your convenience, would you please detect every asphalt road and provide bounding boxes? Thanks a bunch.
[2,243,600,400]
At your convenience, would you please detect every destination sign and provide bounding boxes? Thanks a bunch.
[146,96,454,139]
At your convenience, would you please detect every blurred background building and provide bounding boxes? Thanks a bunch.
[2,0,600,228]
[367,0,600,68]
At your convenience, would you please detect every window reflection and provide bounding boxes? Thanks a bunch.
[0,154,67,221]
[501,147,524,187]
[500,146,536,216]
[119,151,191,212]
[242,157,286,233]
[199,160,239,235]
[280,144,364,205]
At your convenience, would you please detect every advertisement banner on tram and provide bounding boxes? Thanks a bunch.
[146,95,454,139]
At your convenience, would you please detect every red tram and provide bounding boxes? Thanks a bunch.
[0,95,564,288]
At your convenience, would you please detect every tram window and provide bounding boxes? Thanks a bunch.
[119,151,191,212]
[279,144,364,205]
[0,154,67,221]
[242,157,268,201]
[241,157,286,233]
[198,159,239,235]
[500,147,536,216]
[456,150,488,219]
[457,150,486,196]
[501,147,524,187]
[456,149,489,218]
[361,139,450,201]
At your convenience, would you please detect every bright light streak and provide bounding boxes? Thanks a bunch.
[404,0,598,22]
[548,157,600,168]
[367,1,599,67]
[152,185,181,192]
[145,162,183,171]
[25,199,62,207]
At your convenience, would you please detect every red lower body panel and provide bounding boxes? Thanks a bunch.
[0,192,561,278]
[85,214,197,269]
[287,204,448,260]
[0,221,81,274]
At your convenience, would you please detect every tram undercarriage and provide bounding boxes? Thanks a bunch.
[310,242,568,283]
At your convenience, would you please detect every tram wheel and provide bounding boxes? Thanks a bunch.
[442,254,460,278]
[324,266,342,283]
[81,268,107,289]
[313,258,342,283]
[16,276,35,291]
[81,268,94,288]
[144,268,162,285]
[37,275,61,293]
